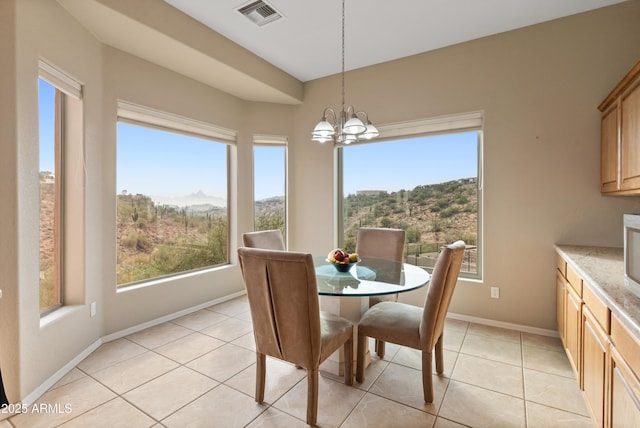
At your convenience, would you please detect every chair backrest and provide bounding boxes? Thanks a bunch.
[242,229,285,250]
[419,241,466,349]
[237,247,321,369]
[355,228,405,262]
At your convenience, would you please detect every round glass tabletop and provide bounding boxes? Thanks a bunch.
[313,256,431,296]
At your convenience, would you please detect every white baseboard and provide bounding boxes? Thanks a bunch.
[102,290,247,343]
[21,293,555,407]
[21,338,102,407]
[21,290,247,407]
[447,312,560,338]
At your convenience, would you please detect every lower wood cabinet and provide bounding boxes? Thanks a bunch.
[556,271,566,343]
[609,345,640,427]
[582,305,609,427]
[555,251,640,428]
[565,283,582,378]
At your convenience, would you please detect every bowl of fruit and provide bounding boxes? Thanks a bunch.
[327,248,360,272]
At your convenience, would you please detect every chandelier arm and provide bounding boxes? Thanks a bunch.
[354,110,369,122]
[323,107,338,125]
[311,0,377,145]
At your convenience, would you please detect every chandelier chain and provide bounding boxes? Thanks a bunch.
[341,0,345,115]
[310,0,379,144]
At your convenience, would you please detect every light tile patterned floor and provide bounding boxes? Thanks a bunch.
[3,296,592,427]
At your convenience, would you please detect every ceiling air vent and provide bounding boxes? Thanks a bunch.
[237,0,282,27]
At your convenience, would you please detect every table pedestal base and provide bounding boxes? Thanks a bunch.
[320,295,371,379]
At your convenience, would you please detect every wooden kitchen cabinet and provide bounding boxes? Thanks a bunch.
[620,76,640,191]
[599,60,640,195]
[609,314,640,428]
[566,285,582,379]
[609,346,640,428]
[557,271,566,343]
[600,102,619,193]
[581,305,609,427]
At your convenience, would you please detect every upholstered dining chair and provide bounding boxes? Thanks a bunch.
[355,240,466,403]
[355,227,406,356]
[242,229,285,250]
[237,247,354,426]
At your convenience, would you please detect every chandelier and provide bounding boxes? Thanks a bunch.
[311,0,379,144]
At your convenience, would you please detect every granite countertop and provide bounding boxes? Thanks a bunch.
[555,245,640,341]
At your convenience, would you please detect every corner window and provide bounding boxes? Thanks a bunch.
[339,113,483,279]
[38,61,83,314]
[253,135,287,242]
[116,103,235,287]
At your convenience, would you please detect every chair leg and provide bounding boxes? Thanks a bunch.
[356,332,367,383]
[344,336,353,386]
[256,352,266,403]
[375,339,386,359]
[307,368,318,426]
[422,351,434,403]
[435,334,444,374]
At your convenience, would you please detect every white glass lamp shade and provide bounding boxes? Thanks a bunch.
[313,136,332,143]
[361,122,379,139]
[312,119,336,141]
[342,115,366,135]
[343,134,358,144]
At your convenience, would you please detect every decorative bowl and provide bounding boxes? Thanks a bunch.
[327,259,359,273]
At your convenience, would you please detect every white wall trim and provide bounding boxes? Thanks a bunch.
[117,100,237,143]
[19,291,246,406]
[102,290,247,343]
[21,338,102,406]
[447,312,559,338]
[20,294,556,407]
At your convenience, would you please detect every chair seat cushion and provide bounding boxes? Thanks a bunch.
[358,302,422,349]
[319,311,353,362]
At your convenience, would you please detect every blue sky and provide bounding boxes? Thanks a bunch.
[116,123,227,198]
[254,145,285,201]
[39,79,56,173]
[342,132,478,195]
[40,79,478,200]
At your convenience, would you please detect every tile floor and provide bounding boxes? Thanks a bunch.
[1,296,592,427]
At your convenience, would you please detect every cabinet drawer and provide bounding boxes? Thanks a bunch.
[557,254,567,278]
[566,263,583,297]
[611,314,640,379]
[583,285,610,334]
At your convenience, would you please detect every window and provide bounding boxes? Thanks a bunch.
[116,103,235,287]
[38,61,83,314]
[38,79,62,313]
[339,113,482,278]
[253,135,287,241]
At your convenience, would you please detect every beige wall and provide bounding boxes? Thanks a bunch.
[2,0,640,404]
[290,2,640,329]
[0,0,293,402]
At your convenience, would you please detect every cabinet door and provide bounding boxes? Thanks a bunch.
[621,80,640,191]
[566,285,582,380]
[557,271,566,343]
[609,345,640,428]
[601,102,620,193]
[582,306,608,428]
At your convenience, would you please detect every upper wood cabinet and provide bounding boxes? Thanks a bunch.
[599,60,640,195]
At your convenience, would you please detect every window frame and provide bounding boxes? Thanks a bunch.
[115,101,237,288]
[252,134,288,246]
[38,60,83,316]
[336,112,484,280]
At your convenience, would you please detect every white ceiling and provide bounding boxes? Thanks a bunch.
[164,0,627,82]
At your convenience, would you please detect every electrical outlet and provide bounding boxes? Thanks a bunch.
[490,287,500,299]
[90,301,97,317]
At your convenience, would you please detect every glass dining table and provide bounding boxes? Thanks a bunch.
[313,256,431,297]
[313,256,431,376]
